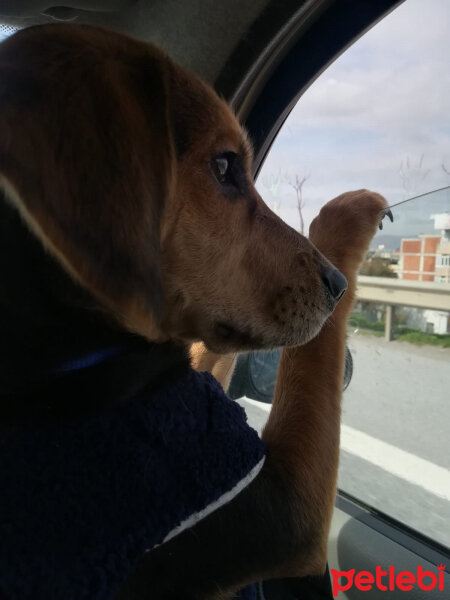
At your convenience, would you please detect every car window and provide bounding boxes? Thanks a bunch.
[239,0,450,548]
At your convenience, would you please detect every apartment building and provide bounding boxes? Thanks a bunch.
[398,212,450,283]
[398,212,449,334]
[399,235,441,281]
[433,212,450,284]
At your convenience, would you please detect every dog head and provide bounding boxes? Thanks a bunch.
[0,24,346,354]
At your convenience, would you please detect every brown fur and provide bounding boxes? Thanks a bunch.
[0,24,388,599]
[190,342,237,391]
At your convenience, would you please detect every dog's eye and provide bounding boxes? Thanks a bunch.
[211,152,239,189]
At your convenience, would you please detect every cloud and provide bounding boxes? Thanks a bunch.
[257,0,450,234]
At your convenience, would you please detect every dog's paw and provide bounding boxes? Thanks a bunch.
[309,190,390,271]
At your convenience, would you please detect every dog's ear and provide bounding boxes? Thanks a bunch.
[0,26,175,339]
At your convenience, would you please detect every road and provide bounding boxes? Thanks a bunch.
[236,331,450,548]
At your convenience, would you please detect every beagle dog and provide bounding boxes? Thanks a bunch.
[0,24,389,600]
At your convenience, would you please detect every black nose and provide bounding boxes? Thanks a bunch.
[322,267,347,302]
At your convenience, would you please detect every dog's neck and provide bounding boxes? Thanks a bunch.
[0,194,190,421]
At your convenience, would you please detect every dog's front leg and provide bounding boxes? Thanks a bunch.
[264,190,389,575]
[190,342,237,391]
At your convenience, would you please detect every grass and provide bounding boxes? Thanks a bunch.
[349,315,450,348]
[395,331,450,348]
[349,315,384,332]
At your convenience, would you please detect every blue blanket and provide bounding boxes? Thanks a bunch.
[0,369,266,599]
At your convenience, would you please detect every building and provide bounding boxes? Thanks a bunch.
[433,212,450,284]
[398,212,450,283]
[398,211,449,334]
[398,235,441,281]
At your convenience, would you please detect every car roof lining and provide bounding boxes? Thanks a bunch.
[0,0,276,84]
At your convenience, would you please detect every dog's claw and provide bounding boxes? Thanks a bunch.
[379,207,394,229]
[385,208,394,222]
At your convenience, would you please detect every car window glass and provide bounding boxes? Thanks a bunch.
[237,0,450,548]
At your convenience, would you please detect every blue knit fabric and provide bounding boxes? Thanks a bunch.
[0,369,265,599]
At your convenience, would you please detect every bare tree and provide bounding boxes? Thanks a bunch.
[441,161,450,177]
[285,173,309,234]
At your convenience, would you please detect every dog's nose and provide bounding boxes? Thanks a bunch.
[322,267,347,303]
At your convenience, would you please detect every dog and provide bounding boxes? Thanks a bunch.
[0,24,389,599]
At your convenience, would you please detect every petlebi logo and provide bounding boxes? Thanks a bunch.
[330,564,446,596]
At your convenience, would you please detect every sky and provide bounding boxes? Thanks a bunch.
[256,0,450,241]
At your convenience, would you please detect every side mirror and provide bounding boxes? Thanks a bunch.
[228,347,353,402]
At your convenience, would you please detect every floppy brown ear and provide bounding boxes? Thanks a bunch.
[0,25,174,339]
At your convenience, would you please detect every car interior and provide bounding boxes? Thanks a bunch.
[1,1,449,598]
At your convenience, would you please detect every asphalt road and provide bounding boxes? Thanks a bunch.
[236,331,450,548]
